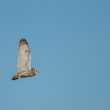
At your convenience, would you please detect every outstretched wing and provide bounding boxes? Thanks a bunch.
[17,39,31,73]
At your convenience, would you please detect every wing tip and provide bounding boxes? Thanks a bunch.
[11,75,20,80]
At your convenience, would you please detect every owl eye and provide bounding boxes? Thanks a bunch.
[21,42,26,45]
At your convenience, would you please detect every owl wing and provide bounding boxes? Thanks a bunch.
[17,39,31,73]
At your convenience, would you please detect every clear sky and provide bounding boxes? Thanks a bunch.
[0,0,110,110]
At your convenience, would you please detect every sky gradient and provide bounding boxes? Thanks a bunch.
[0,0,110,110]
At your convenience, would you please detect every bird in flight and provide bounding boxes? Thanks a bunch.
[12,38,39,80]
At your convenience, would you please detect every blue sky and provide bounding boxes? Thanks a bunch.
[0,0,110,110]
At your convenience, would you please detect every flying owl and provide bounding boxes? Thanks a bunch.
[11,38,39,80]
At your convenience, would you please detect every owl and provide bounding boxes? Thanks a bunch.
[12,38,39,80]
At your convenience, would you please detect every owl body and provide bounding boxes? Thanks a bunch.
[12,38,39,80]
